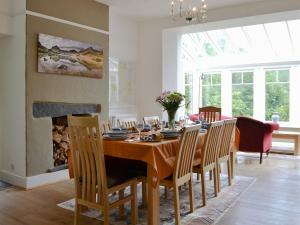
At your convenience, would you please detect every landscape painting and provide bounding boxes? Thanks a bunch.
[38,33,103,78]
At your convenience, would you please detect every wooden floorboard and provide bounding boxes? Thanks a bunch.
[0,154,300,225]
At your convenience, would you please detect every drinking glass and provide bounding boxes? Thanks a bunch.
[136,122,144,140]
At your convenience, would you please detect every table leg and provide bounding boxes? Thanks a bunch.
[147,164,160,225]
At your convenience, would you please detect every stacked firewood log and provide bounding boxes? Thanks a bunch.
[52,116,70,167]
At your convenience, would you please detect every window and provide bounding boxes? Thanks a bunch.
[265,69,290,121]
[232,71,254,117]
[185,73,193,115]
[201,73,221,107]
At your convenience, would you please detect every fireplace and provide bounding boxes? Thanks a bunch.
[32,102,101,173]
[52,116,69,168]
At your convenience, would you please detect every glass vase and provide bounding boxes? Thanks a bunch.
[167,108,177,129]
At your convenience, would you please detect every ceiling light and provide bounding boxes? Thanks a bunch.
[170,0,208,24]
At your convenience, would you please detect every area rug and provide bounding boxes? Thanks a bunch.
[0,180,13,191]
[58,174,255,225]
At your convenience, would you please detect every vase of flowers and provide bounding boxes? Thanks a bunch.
[156,91,185,129]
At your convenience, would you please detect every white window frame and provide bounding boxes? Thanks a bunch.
[192,64,300,127]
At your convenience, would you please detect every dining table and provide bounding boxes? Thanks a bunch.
[67,129,239,225]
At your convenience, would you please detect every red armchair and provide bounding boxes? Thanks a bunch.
[236,116,279,164]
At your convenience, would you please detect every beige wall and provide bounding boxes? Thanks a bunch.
[27,0,108,31]
[0,0,12,36]
[26,0,109,176]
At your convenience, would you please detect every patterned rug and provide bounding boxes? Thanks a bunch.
[58,174,255,225]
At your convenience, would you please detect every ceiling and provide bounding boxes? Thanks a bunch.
[96,0,266,21]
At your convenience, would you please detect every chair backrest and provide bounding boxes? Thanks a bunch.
[68,115,107,204]
[201,121,224,168]
[174,125,201,180]
[199,106,221,123]
[143,116,160,125]
[117,118,137,129]
[219,119,237,159]
[101,120,112,133]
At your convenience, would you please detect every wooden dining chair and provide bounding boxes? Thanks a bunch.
[101,120,112,133]
[193,121,224,206]
[67,115,138,225]
[217,119,237,192]
[199,106,221,123]
[143,116,160,125]
[161,125,201,225]
[117,118,136,129]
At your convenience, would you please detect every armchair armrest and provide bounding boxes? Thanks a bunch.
[264,122,280,133]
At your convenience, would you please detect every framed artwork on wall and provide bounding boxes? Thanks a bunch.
[37,33,103,78]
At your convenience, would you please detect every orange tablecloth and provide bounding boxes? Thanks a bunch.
[103,133,206,186]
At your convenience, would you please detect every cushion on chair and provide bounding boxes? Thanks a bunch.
[107,171,137,188]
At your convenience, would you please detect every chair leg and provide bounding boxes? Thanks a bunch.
[173,186,181,225]
[197,173,200,181]
[260,152,263,164]
[227,159,232,187]
[119,189,125,217]
[103,201,109,225]
[74,201,80,225]
[188,178,194,213]
[142,181,147,207]
[164,186,169,199]
[217,163,221,193]
[209,170,213,180]
[131,183,138,225]
[213,168,218,197]
[200,171,207,206]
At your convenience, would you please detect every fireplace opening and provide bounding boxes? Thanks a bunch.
[52,116,69,169]
[49,114,91,173]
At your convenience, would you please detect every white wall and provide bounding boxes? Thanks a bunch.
[136,0,300,119]
[0,0,26,182]
[109,9,139,119]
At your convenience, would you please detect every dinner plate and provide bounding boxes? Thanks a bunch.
[103,135,127,140]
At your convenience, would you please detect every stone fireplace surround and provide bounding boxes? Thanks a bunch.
[30,102,101,173]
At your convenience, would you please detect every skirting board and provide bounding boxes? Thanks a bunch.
[0,169,70,189]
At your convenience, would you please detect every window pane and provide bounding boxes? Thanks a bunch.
[265,70,290,121]
[278,70,289,82]
[212,73,221,84]
[202,73,221,107]
[203,42,218,56]
[185,73,193,115]
[232,76,253,117]
[202,86,221,107]
[243,72,253,83]
[232,72,242,84]
[266,71,277,82]
[202,74,210,85]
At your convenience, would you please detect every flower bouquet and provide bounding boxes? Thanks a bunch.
[156,91,185,129]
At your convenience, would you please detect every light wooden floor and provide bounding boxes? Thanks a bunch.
[216,154,300,225]
[0,154,299,225]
